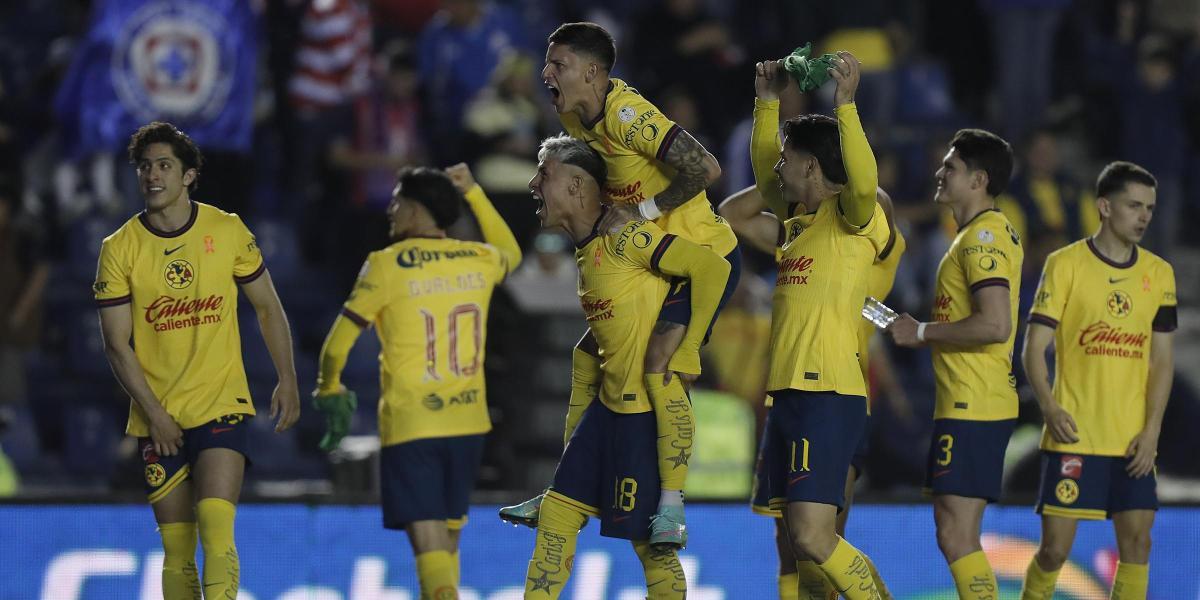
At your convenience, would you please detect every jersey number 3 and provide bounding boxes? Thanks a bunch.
[420,303,482,381]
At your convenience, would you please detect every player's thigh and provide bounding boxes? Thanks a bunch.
[1037,514,1079,561]
[1112,509,1155,561]
[837,465,857,535]
[406,519,454,554]
[191,447,246,504]
[151,477,196,524]
[933,493,987,538]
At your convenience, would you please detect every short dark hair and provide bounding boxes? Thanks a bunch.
[548,22,616,72]
[127,122,204,193]
[950,128,1013,197]
[394,167,462,229]
[538,134,608,188]
[782,115,847,185]
[1096,161,1157,199]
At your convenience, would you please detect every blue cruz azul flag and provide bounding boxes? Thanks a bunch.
[55,0,258,157]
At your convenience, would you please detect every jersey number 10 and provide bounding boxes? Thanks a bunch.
[420,303,482,381]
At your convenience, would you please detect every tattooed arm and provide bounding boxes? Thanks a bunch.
[654,128,721,212]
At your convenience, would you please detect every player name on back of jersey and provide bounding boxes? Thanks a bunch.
[406,272,489,298]
[144,294,225,332]
[1077,321,1148,359]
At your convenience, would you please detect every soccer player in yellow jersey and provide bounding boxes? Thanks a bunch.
[1019,162,1176,600]
[748,53,890,599]
[500,22,741,545]
[313,164,521,599]
[94,122,300,600]
[887,129,1022,600]
[521,134,729,599]
[720,183,903,599]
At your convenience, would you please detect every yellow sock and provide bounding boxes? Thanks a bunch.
[1110,561,1149,600]
[525,493,587,599]
[634,541,687,599]
[158,522,200,600]
[949,550,998,600]
[1019,556,1061,600]
[644,374,694,492]
[816,537,881,600]
[795,560,835,599]
[865,554,893,600]
[563,348,601,445]
[415,551,456,599]
[778,572,800,600]
[196,498,239,600]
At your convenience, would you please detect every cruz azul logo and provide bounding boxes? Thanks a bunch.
[776,255,814,286]
[144,294,224,332]
[1078,321,1147,359]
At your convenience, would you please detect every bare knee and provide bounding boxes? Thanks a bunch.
[1035,542,1071,571]
[788,526,836,563]
[935,516,978,562]
[1118,528,1152,563]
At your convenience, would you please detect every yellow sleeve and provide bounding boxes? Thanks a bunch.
[231,215,266,283]
[94,235,132,307]
[463,184,522,277]
[316,314,362,394]
[611,96,679,160]
[342,254,391,326]
[750,98,787,218]
[959,226,1018,294]
[1029,252,1068,328]
[835,103,879,228]
[615,221,730,374]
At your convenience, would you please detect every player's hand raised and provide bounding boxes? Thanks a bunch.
[1042,403,1080,444]
[829,51,861,107]
[754,60,789,101]
[148,410,184,457]
[445,163,478,194]
[886,313,925,348]
[598,202,641,234]
[271,377,301,433]
[1124,429,1158,478]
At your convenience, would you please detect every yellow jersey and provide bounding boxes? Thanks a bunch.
[93,202,263,436]
[931,209,1024,420]
[1029,238,1177,455]
[577,218,729,413]
[342,237,508,446]
[561,78,737,256]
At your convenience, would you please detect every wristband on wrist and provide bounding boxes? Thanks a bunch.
[916,322,928,343]
[637,197,663,220]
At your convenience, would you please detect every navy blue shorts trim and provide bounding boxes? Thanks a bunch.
[140,413,253,503]
[1036,451,1157,520]
[551,401,660,541]
[764,390,867,511]
[380,434,486,530]
[924,418,1016,503]
[658,247,742,344]
[752,410,870,515]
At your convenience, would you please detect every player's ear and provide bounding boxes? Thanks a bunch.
[971,169,987,193]
[1096,196,1111,219]
[585,62,597,83]
[569,174,582,196]
[182,168,197,188]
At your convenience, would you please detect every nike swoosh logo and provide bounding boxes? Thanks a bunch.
[211,427,235,434]
[663,299,686,306]
[788,474,810,485]
[933,469,952,478]
[164,244,185,255]
[1109,277,1127,284]
[613,515,631,522]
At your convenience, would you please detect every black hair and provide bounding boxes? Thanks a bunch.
[547,22,617,72]
[782,114,847,185]
[394,167,463,229]
[127,121,204,193]
[949,128,1013,197]
[1096,161,1157,199]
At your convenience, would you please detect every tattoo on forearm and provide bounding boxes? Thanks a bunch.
[656,130,711,212]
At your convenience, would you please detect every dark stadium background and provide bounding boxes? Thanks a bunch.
[1,0,1199,597]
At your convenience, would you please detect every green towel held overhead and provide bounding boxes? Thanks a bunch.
[782,43,838,93]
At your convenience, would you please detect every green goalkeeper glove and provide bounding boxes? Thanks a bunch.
[782,43,838,93]
[313,389,357,452]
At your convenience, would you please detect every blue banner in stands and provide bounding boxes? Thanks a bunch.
[53,0,257,157]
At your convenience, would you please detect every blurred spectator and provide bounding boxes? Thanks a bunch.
[503,231,579,314]
[0,181,48,410]
[1003,127,1097,273]
[981,0,1072,141]
[416,0,527,165]
[628,0,744,138]
[462,53,548,193]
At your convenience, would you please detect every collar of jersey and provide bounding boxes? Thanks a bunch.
[1087,236,1138,269]
[957,207,1001,232]
[575,208,605,249]
[582,81,615,130]
[138,201,198,239]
